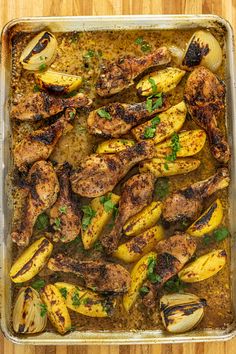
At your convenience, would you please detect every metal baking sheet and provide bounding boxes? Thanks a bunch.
[0,15,236,345]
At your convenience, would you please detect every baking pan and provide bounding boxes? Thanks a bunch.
[1,15,236,344]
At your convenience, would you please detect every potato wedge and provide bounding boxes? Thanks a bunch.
[82,193,120,249]
[132,101,187,144]
[35,70,82,94]
[123,201,162,236]
[10,237,53,283]
[96,139,135,154]
[136,67,186,96]
[55,282,116,317]
[123,252,157,312]
[139,158,200,177]
[41,284,71,334]
[113,225,164,263]
[187,199,223,237]
[178,249,227,283]
[155,129,206,158]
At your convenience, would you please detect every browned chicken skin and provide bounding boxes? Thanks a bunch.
[96,47,171,97]
[14,109,75,171]
[11,161,59,246]
[11,92,92,121]
[47,254,131,293]
[142,233,197,308]
[162,167,229,225]
[184,66,230,163]
[87,97,170,138]
[50,163,81,243]
[101,172,155,254]
[70,141,155,198]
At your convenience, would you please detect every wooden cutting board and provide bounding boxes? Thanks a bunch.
[0,0,235,353]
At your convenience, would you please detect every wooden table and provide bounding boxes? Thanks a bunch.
[0,0,235,353]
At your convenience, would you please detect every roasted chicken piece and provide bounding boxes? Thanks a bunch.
[50,163,81,243]
[101,173,155,254]
[11,92,92,121]
[70,141,155,197]
[14,109,75,171]
[142,233,197,308]
[96,47,171,97]
[11,161,59,246]
[184,66,230,163]
[87,98,170,138]
[48,254,131,293]
[162,168,229,225]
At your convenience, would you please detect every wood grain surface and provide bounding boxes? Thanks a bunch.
[0,0,236,353]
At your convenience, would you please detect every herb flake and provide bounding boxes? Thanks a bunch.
[72,291,81,307]
[147,257,162,283]
[148,77,157,94]
[97,108,112,120]
[154,177,169,200]
[39,303,47,317]
[31,278,46,291]
[165,132,181,162]
[59,287,68,299]
[35,213,49,231]
[82,205,96,231]
[214,227,229,242]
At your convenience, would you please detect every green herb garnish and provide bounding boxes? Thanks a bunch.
[155,177,169,200]
[145,93,163,114]
[148,77,157,94]
[97,108,112,120]
[92,240,104,252]
[59,287,68,299]
[53,217,61,231]
[165,132,181,162]
[72,291,81,307]
[139,286,149,296]
[35,213,49,231]
[141,42,152,52]
[147,257,162,283]
[33,84,40,92]
[164,162,169,170]
[214,227,229,242]
[39,63,46,72]
[31,278,45,291]
[135,37,144,44]
[39,303,47,317]
[81,205,96,231]
[84,49,95,58]
[59,206,67,214]
[69,111,75,119]
[143,115,161,139]
[164,276,186,293]
[100,193,116,213]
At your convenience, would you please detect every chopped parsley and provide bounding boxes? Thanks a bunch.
[214,227,229,242]
[39,63,46,72]
[139,286,149,296]
[154,177,169,200]
[100,193,116,213]
[53,217,61,231]
[59,205,67,214]
[134,36,152,52]
[35,213,49,231]
[145,93,163,113]
[72,291,81,307]
[59,287,68,299]
[39,303,47,317]
[143,115,161,139]
[164,162,169,170]
[92,240,104,252]
[84,49,95,58]
[31,278,45,291]
[135,36,144,45]
[165,132,181,162]
[148,77,157,94]
[33,84,40,92]
[97,108,112,120]
[69,111,75,119]
[147,257,162,283]
[164,276,186,293]
[81,205,96,231]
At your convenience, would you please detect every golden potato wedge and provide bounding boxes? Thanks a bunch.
[82,193,120,249]
[41,284,71,334]
[123,201,162,236]
[132,101,187,144]
[187,199,223,237]
[155,129,206,158]
[96,139,135,153]
[10,237,53,283]
[35,70,82,94]
[113,225,164,263]
[178,249,227,283]
[136,67,186,96]
[55,282,116,317]
[139,158,200,177]
[123,252,157,312]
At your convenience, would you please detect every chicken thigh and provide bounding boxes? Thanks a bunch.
[11,160,59,246]
[184,66,230,163]
[96,47,171,97]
